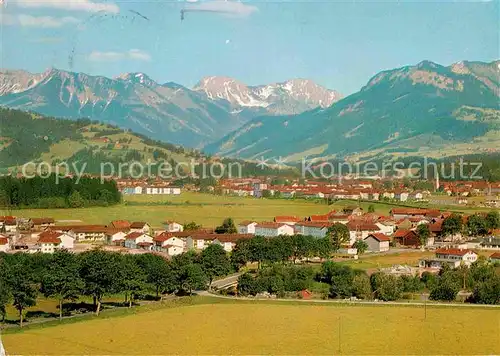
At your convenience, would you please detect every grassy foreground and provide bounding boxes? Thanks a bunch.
[2,297,499,355]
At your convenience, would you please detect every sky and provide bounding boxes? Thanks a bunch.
[0,0,498,95]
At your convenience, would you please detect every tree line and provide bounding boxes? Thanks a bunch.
[0,175,121,209]
[0,244,232,326]
[238,259,500,305]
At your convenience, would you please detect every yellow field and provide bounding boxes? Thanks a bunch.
[3,298,499,355]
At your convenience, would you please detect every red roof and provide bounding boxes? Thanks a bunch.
[136,241,153,247]
[393,229,415,238]
[31,217,55,225]
[274,216,301,223]
[0,237,8,245]
[111,220,131,229]
[238,220,257,226]
[296,221,332,228]
[435,248,475,256]
[367,233,391,242]
[256,222,289,229]
[490,252,500,259]
[38,232,62,244]
[346,221,380,231]
[130,221,148,229]
[125,232,145,240]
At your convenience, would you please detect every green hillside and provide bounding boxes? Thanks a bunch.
[205,60,500,162]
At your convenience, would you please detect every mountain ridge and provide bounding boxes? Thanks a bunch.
[204,59,500,162]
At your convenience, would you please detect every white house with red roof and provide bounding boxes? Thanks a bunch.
[130,222,151,234]
[106,230,128,246]
[255,222,294,237]
[163,221,184,233]
[36,231,74,254]
[0,235,10,253]
[124,232,154,250]
[364,233,391,252]
[294,222,331,238]
[419,248,478,269]
[489,252,500,263]
[237,221,258,234]
[346,221,381,245]
[154,232,185,255]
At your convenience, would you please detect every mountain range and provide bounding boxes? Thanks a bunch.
[1,60,499,163]
[205,60,500,162]
[0,69,339,147]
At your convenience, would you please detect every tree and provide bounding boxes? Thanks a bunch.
[327,223,350,252]
[119,255,147,307]
[136,254,175,297]
[67,190,85,208]
[248,236,267,269]
[353,240,368,255]
[9,263,37,327]
[416,224,431,247]
[231,239,251,270]
[329,265,356,298]
[78,250,121,316]
[215,218,237,234]
[442,213,463,236]
[370,273,402,301]
[179,264,207,295]
[351,273,372,299]
[183,221,201,231]
[41,250,83,320]
[429,272,460,301]
[367,205,375,213]
[200,244,232,287]
[485,210,500,230]
[471,277,500,305]
[466,214,489,237]
[0,258,11,323]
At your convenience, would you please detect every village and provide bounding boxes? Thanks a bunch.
[1,204,499,274]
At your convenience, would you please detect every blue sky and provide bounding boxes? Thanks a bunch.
[1,0,498,95]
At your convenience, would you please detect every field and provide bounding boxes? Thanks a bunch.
[1,192,493,229]
[2,297,499,355]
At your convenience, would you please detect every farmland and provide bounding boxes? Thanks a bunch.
[0,192,492,229]
[2,297,499,355]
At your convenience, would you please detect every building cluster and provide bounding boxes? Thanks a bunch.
[218,178,500,205]
[1,206,499,270]
[115,179,182,195]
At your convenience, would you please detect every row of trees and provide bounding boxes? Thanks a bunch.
[440,211,500,237]
[0,175,121,208]
[0,244,233,326]
[238,259,500,304]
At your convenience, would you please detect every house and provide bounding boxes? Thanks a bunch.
[110,220,131,229]
[186,233,217,250]
[480,237,500,250]
[419,248,478,269]
[237,221,258,234]
[393,229,420,247]
[254,223,294,237]
[294,222,331,238]
[489,252,500,263]
[212,234,253,252]
[274,216,302,225]
[30,217,55,229]
[364,233,391,252]
[1,217,17,233]
[0,235,10,253]
[130,222,151,234]
[154,233,185,255]
[106,230,128,246]
[163,221,184,233]
[36,231,74,253]
[375,221,395,236]
[346,221,380,245]
[124,232,154,250]
[60,225,109,242]
[342,206,363,216]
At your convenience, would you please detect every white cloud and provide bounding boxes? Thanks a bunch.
[185,0,258,18]
[88,49,151,62]
[14,0,119,13]
[0,14,79,27]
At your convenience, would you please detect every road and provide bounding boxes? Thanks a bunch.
[198,291,499,309]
